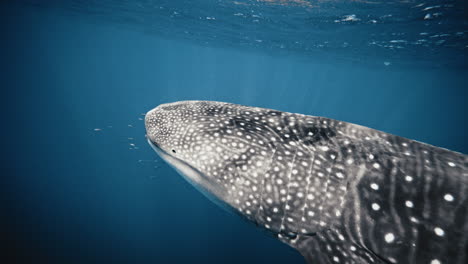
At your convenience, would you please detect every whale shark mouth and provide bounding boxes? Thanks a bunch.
[146,134,213,194]
[146,135,163,153]
[146,135,239,216]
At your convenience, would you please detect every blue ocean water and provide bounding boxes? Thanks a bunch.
[2,1,467,263]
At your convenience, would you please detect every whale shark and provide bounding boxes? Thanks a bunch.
[145,101,467,264]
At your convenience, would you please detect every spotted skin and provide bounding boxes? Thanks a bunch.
[145,101,467,264]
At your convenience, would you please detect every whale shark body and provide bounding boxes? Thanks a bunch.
[145,101,467,264]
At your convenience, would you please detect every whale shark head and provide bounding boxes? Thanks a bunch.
[145,100,308,236]
[145,101,264,215]
[145,101,234,207]
[145,99,345,240]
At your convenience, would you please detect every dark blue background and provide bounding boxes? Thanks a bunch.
[2,2,467,264]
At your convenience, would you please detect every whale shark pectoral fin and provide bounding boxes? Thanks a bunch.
[291,231,390,264]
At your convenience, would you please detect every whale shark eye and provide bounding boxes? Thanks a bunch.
[172,149,176,153]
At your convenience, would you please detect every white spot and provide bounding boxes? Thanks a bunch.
[307,194,314,200]
[347,159,354,164]
[350,246,356,251]
[373,163,381,169]
[430,259,441,264]
[308,211,315,217]
[405,201,414,208]
[434,227,444,236]
[273,207,279,213]
[444,193,454,202]
[370,183,379,190]
[333,256,339,262]
[447,162,456,167]
[266,198,273,204]
[384,233,395,243]
[297,192,304,198]
[372,203,380,211]
[405,175,413,182]
[292,169,298,175]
